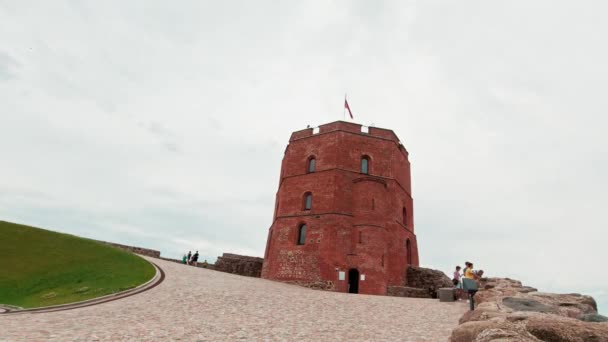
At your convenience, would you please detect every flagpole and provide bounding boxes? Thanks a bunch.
[343,93,346,121]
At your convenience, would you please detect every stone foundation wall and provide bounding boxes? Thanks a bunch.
[387,286,431,298]
[214,253,263,278]
[284,280,335,291]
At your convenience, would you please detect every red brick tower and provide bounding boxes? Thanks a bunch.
[261,121,419,295]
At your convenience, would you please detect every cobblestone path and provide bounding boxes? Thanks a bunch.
[0,256,466,341]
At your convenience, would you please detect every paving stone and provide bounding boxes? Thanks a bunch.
[0,256,467,341]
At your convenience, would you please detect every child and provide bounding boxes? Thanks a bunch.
[453,265,465,300]
[452,266,462,287]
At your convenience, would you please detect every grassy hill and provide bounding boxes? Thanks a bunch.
[0,220,155,308]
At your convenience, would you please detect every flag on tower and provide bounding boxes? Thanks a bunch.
[344,97,353,119]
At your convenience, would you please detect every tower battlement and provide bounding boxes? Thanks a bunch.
[290,121,404,146]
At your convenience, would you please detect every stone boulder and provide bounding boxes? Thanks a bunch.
[581,314,608,323]
[450,319,541,342]
[406,266,454,298]
[525,315,608,342]
[449,277,608,342]
[459,302,507,324]
[526,292,598,319]
[502,297,558,314]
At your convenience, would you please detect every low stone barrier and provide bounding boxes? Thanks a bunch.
[98,241,161,258]
[159,257,216,270]
[98,240,263,278]
[214,253,263,278]
[406,266,454,298]
[387,286,431,298]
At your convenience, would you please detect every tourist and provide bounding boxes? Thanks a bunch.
[462,261,471,278]
[182,254,188,264]
[464,262,476,279]
[191,251,199,267]
[452,266,462,286]
[187,251,192,265]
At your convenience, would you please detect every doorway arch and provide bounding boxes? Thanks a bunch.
[348,268,360,294]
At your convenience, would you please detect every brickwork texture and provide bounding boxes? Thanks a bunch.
[262,121,419,295]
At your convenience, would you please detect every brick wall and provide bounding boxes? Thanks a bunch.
[262,121,419,295]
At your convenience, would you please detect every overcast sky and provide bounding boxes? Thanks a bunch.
[1,1,607,313]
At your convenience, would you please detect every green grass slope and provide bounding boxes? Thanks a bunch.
[0,220,156,308]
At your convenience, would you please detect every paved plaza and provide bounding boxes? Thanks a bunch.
[0,257,466,341]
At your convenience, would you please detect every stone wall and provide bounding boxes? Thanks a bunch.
[214,253,263,278]
[98,240,264,278]
[387,286,431,298]
[99,241,161,258]
[405,266,454,299]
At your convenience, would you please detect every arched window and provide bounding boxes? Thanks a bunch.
[406,239,412,265]
[297,224,307,245]
[307,157,316,173]
[303,192,312,210]
[402,207,407,225]
[361,156,369,174]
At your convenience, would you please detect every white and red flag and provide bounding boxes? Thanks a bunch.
[344,97,353,119]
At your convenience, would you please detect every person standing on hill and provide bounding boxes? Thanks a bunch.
[187,251,192,265]
[191,251,199,267]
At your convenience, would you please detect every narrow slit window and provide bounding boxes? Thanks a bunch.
[361,156,369,174]
[406,239,412,265]
[308,157,316,173]
[298,224,307,245]
[304,192,312,210]
[402,207,407,225]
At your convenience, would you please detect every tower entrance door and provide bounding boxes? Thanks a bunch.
[348,268,360,294]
